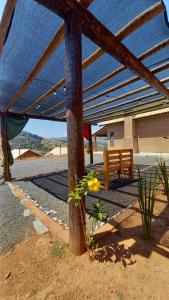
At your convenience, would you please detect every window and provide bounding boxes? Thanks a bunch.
[110,132,114,146]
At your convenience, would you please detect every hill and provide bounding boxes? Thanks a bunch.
[6,131,107,156]
[9,131,67,155]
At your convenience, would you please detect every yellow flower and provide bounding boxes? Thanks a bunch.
[87,178,100,192]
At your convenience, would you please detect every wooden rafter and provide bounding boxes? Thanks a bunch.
[84,76,169,113]
[84,91,161,119]
[35,0,169,102]
[84,38,169,94]
[5,0,93,112]
[86,96,166,123]
[40,100,66,115]
[45,75,169,120]
[84,61,169,105]
[22,1,165,114]
[42,38,169,117]
[5,25,64,110]
[0,0,16,55]
[0,111,66,122]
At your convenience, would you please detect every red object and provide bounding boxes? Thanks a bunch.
[84,124,90,141]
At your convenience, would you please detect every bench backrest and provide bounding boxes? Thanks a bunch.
[104,149,133,173]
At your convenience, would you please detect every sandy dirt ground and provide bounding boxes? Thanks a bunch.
[0,187,169,300]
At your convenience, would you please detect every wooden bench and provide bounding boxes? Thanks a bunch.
[96,149,134,191]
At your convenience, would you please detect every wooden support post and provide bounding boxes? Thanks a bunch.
[65,9,86,255]
[0,114,11,181]
[94,134,97,152]
[88,124,93,164]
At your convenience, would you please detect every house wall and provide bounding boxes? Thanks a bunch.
[46,146,68,156]
[106,113,169,153]
[136,114,169,153]
[107,122,124,149]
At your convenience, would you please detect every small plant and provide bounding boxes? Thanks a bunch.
[87,199,108,252]
[138,169,157,240]
[68,171,108,255]
[68,170,100,205]
[50,241,68,257]
[158,159,169,205]
[88,200,108,233]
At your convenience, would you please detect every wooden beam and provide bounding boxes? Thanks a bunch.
[64,9,86,255]
[41,38,169,117]
[0,114,11,181]
[84,61,169,105]
[0,0,16,55]
[84,76,169,113]
[5,0,93,112]
[6,25,64,111]
[87,124,93,164]
[0,111,66,122]
[85,91,161,119]
[84,92,160,118]
[35,0,169,101]
[86,96,166,123]
[84,61,169,118]
[40,100,66,115]
[23,2,164,114]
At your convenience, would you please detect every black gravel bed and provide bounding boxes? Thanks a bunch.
[0,181,36,255]
[0,154,167,237]
[14,169,140,230]
[13,162,165,230]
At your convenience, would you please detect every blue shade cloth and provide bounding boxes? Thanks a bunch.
[0,0,169,122]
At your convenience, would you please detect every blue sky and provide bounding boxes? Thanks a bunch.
[1,1,169,138]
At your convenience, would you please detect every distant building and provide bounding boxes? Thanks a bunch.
[46,146,67,157]
[12,149,42,160]
[93,108,169,154]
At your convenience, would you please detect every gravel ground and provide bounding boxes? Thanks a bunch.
[8,153,103,180]
[0,181,36,254]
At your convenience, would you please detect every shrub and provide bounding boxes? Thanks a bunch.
[158,159,169,205]
[138,169,157,239]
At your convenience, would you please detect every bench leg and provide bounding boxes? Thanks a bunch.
[117,170,121,179]
[129,167,134,181]
[104,172,110,191]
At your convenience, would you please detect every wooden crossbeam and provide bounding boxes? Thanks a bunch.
[86,97,166,123]
[83,62,169,118]
[5,25,64,111]
[84,61,169,105]
[46,75,169,119]
[42,38,169,117]
[40,100,66,115]
[35,0,169,102]
[84,76,169,113]
[0,111,66,122]
[5,0,93,111]
[85,96,166,122]
[0,0,16,55]
[84,28,169,93]
[22,1,165,114]
[84,91,161,119]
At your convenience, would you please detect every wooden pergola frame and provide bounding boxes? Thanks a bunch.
[1,0,169,255]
